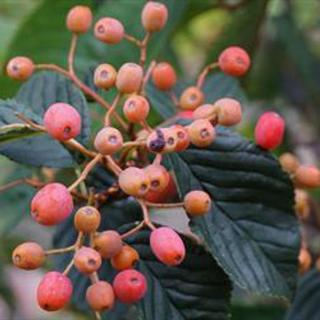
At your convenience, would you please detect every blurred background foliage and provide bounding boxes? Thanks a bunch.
[0,0,319,319]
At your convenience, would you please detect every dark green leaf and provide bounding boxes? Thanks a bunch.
[232,304,286,320]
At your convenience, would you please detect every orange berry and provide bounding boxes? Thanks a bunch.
[86,281,115,311]
[74,247,102,274]
[111,245,139,271]
[119,167,150,197]
[193,104,216,120]
[279,153,300,174]
[141,1,168,32]
[144,164,170,192]
[179,86,205,110]
[188,119,216,147]
[295,189,310,220]
[94,230,123,259]
[74,206,101,233]
[152,62,177,90]
[94,127,123,155]
[116,63,143,93]
[12,242,45,270]
[94,17,124,44]
[214,98,242,126]
[123,95,150,123]
[299,248,312,274]
[295,165,320,188]
[162,127,178,153]
[172,124,190,152]
[184,190,211,216]
[66,5,92,34]
[94,64,117,90]
[6,56,34,81]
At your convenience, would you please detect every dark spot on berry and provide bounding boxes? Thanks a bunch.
[100,70,109,79]
[151,180,159,188]
[149,138,165,152]
[130,276,139,284]
[97,25,105,33]
[200,128,209,138]
[12,65,19,72]
[177,131,185,139]
[128,100,136,108]
[189,93,197,101]
[167,137,174,145]
[108,135,117,144]
[140,183,148,191]
[64,126,71,134]
[88,258,97,266]
[174,254,182,262]
[43,303,50,310]
[14,254,21,263]
[236,57,245,65]
[84,208,93,215]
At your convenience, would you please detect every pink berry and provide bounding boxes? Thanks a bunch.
[254,112,285,150]
[43,103,81,141]
[113,269,147,304]
[31,183,74,226]
[37,271,73,311]
[141,1,168,32]
[214,98,242,126]
[94,17,124,44]
[150,227,186,266]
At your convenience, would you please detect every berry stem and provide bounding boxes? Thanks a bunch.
[152,153,162,165]
[35,63,70,78]
[169,90,179,107]
[104,93,122,126]
[64,139,97,158]
[140,120,153,133]
[140,32,151,67]
[104,155,122,176]
[138,199,156,230]
[62,258,74,276]
[124,33,142,46]
[68,34,78,76]
[120,221,145,239]
[141,59,156,94]
[45,245,76,255]
[196,62,218,88]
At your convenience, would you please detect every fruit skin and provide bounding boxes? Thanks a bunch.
[152,62,177,90]
[179,86,205,110]
[298,248,312,274]
[43,103,81,141]
[31,183,74,226]
[94,230,123,259]
[6,56,34,81]
[86,281,115,311]
[12,242,45,270]
[94,64,117,90]
[177,110,193,120]
[74,247,102,274]
[123,95,150,123]
[144,164,169,192]
[150,227,186,266]
[295,165,320,188]
[94,17,124,44]
[111,245,139,271]
[74,206,101,233]
[118,167,150,197]
[184,190,211,216]
[279,152,300,174]
[193,104,215,120]
[172,124,190,152]
[162,127,178,153]
[254,112,285,150]
[214,98,242,126]
[66,5,92,34]
[113,269,147,304]
[116,63,143,93]
[218,46,250,77]
[37,272,73,311]
[188,119,216,147]
[141,1,168,32]
[94,127,123,155]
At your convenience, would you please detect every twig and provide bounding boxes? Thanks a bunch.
[140,32,151,67]
[138,199,156,230]
[124,33,141,46]
[104,93,122,126]
[104,155,122,176]
[196,62,218,88]
[121,221,144,239]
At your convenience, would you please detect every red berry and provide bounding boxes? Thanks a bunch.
[94,17,124,44]
[116,63,143,93]
[74,247,102,274]
[177,110,194,120]
[94,64,117,90]
[94,126,123,155]
[184,190,211,216]
[74,206,101,233]
[66,5,92,34]
[6,56,34,81]
[218,46,250,77]
[43,103,81,141]
[119,167,150,197]
[37,272,73,311]
[188,119,216,147]
[94,230,123,259]
[113,269,147,304]
[295,165,320,188]
[12,242,45,270]
[172,124,190,152]
[179,86,205,110]
[152,62,177,91]
[123,95,150,123]
[111,245,139,271]
[214,98,242,126]
[254,112,285,150]
[141,1,168,32]
[144,164,170,192]
[31,183,73,226]
[150,227,186,266]
[86,281,115,311]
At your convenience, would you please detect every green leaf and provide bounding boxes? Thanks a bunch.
[166,125,300,299]
[232,304,286,320]
[0,124,43,144]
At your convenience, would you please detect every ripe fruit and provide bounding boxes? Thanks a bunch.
[66,5,92,34]
[94,230,123,259]
[214,98,242,126]
[218,46,250,77]
[43,103,81,141]
[193,104,216,120]
[86,281,115,311]
[150,227,186,266]
[295,165,320,188]
[152,62,177,90]
[94,17,124,44]
[184,190,211,216]
[178,110,194,120]
[172,124,190,151]
[144,164,169,192]
[37,272,73,311]
[113,269,147,303]
[31,183,73,226]
[299,248,312,274]
[254,112,285,150]
[279,153,300,174]
[146,129,166,153]
[6,56,34,81]
[141,1,168,32]
[179,86,205,110]
[118,167,150,197]
[162,127,178,153]
[188,119,216,147]
[94,126,123,155]
[123,95,150,123]
[295,189,310,220]
[74,206,101,234]
[94,64,117,90]
[12,242,45,270]
[74,247,102,274]
[116,63,143,93]
[111,245,139,271]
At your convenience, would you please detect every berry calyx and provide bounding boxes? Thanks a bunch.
[179,86,205,110]
[94,17,124,44]
[37,272,73,311]
[279,153,300,174]
[43,103,81,141]
[144,164,170,192]
[172,124,190,152]
[295,165,320,188]
[86,281,115,311]
[12,242,45,270]
[116,63,143,94]
[66,5,92,34]
[152,62,177,91]
[94,64,117,90]
[123,95,150,123]
[74,206,101,234]
[184,190,211,216]
[6,56,34,81]
[74,247,102,274]
[214,98,242,126]
[218,46,251,77]
[111,245,139,271]
[31,183,74,226]
[94,230,123,259]
[188,119,216,147]
[150,227,186,266]
[94,126,123,155]
[146,129,166,153]
[141,1,168,32]
[113,269,147,304]
[254,112,285,150]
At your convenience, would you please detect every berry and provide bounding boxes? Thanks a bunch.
[118,167,150,197]
[179,86,205,110]
[94,64,117,90]
[214,98,242,126]
[86,281,115,311]
[193,104,216,120]
[94,126,123,155]
[152,62,177,91]
[172,124,190,151]
[299,248,312,274]
[188,119,216,147]
[116,63,143,93]
[6,56,34,81]
[141,1,168,32]
[150,227,186,266]
[123,95,150,123]
[218,46,250,77]
[279,153,300,174]
[43,103,81,141]
[31,183,73,226]
[111,245,139,271]
[94,17,124,44]
[254,112,285,150]
[295,165,320,188]
[74,206,101,234]
[144,164,169,192]
[295,189,310,220]
[162,127,178,153]
[146,129,166,153]
[178,110,194,120]
[66,5,92,34]
[12,242,45,270]
[74,247,102,274]
[184,190,211,216]
[37,272,73,311]
[113,269,147,304]
[94,230,123,259]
